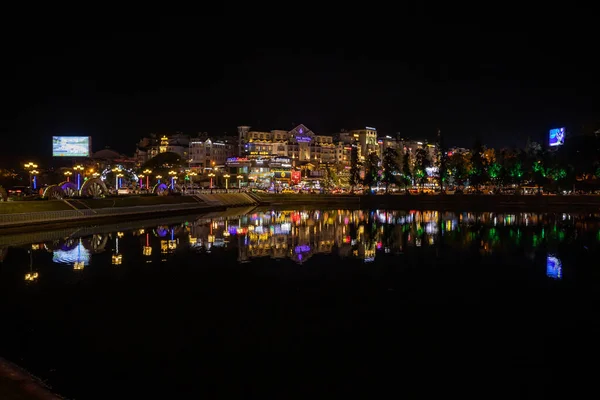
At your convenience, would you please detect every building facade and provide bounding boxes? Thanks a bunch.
[189,138,236,171]
[238,124,349,168]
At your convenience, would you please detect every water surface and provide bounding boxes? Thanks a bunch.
[1,208,600,397]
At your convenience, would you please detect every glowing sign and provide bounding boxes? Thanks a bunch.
[226,157,250,166]
[52,136,91,157]
[295,136,312,143]
[291,170,301,184]
[366,126,376,130]
[272,171,291,179]
[549,127,565,147]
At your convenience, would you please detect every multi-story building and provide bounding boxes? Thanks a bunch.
[134,133,190,165]
[238,124,341,167]
[189,137,236,171]
[350,126,379,161]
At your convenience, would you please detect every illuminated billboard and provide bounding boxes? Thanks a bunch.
[52,136,91,157]
[549,128,565,147]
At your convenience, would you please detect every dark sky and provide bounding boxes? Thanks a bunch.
[3,11,598,164]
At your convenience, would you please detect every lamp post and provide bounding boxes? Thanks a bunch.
[73,165,84,191]
[156,175,162,184]
[189,171,197,190]
[208,172,215,189]
[223,174,230,191]
[116,173,124,190]
[24,162,38,190]
[168,170,177,190]
[237,174,243,192]
[138,174,144,189]
[31,170,39,190]
[143,169,152,189]
[64,170,72,182]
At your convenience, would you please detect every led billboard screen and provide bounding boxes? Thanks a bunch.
[549,128,565,147]
[53,136,91,157]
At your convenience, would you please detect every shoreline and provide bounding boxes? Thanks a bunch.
[0,193,259,231]
[256,193,600,212]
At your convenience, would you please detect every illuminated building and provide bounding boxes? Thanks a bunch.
[350,127,379,161]
[134,133,190,165]
[238,124,342,168]
[189,138,236,171]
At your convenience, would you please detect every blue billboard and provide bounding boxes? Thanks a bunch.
[52,136,91,157]
[549,127,565,147]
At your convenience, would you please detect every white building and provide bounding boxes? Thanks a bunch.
[189,138,235,170]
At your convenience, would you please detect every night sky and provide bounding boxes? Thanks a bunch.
[4,13,598,164]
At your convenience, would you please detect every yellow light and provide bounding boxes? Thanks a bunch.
[25,272,39,281]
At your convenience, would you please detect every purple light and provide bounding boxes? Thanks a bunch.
[295,136,312,143]
[295,245,310,253]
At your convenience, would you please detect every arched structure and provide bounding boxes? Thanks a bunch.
[80,178,108,198]
[100,165,139,189]
[0,187,7,201]
[59,181,79,198]
[154,183,168,196]
[42,185,65,200]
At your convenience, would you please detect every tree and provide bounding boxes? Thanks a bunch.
[323,164,339,190]
[437,129,448,192]
[447,153,469,187]
[363,152,380,191]
[401,150,412,190]
[349,143,361,191]
[469,139,486,191]
[414,148,431,190]
[382,147,399,193]
[487,162,502,186]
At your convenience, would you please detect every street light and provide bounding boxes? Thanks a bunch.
[30,170,39,190]
[143,169,152,189]
[116,173,124,190]
[168,170,177,190]
[73,165,84,191]
[24,162,38,190]
[64,170,72,182]
[223,173,230,190]
[237,174,244,192]
[155,175,162,184]
[138,174,144,189]
[208,172,215,189]
[189,171,197,188]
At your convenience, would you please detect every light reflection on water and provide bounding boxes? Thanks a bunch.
[4,209,600,283]
[3,208,600,398]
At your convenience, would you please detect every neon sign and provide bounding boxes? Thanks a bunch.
[227,157,249,163]
[366,126,376,130]
[295,136,312,143]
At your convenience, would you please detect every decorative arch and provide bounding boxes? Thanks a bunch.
[101,165,138,188]
[42,185,65,200]
[80,178,108,198]
[59,181,79,198]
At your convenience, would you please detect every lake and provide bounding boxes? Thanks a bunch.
[1,208,600,398]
